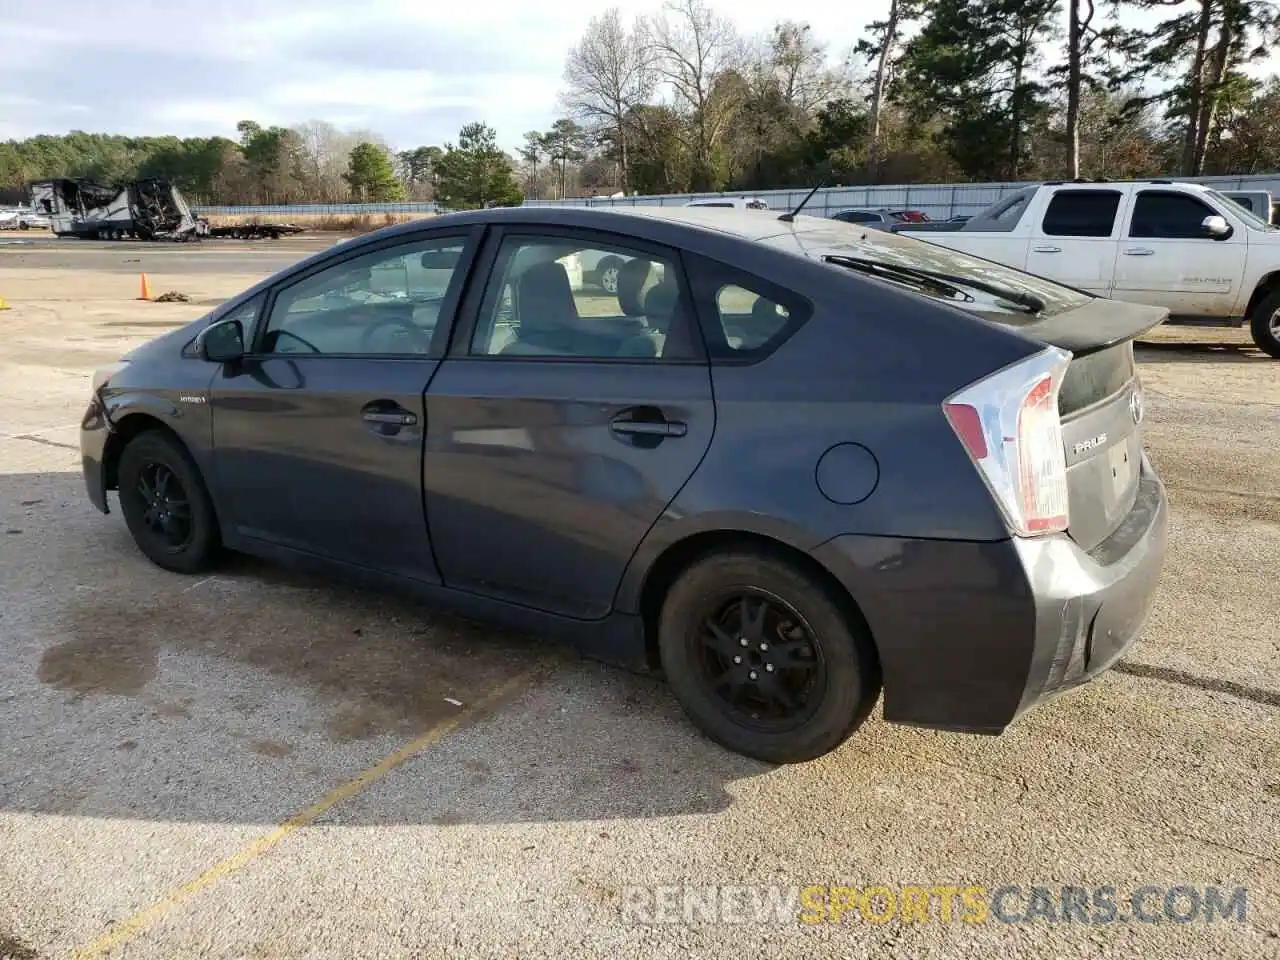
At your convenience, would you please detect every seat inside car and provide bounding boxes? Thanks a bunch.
[501,260,581,355]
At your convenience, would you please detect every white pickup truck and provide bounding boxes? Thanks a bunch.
[894,179,1280,357]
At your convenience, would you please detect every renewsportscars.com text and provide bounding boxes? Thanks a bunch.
[619,884,1248,926]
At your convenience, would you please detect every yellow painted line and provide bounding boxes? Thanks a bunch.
[71,669,542,959]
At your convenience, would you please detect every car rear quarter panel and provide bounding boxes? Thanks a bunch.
[686,255,1040,543]
[616,253,1043,605]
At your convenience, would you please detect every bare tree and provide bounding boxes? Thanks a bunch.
[1066,1,1099,179]
[858,0,920,179]
[292,120,388,200]
[767,21,850,114]
[562,8,655,191]
[650,0,744,190]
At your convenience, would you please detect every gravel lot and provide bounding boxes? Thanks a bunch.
[1,239,1276,959]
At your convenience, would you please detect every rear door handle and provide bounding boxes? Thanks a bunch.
[363,410,418,425]
[1032,245,1062,254]
[610,419,687,437]
[1123,247,1155,256]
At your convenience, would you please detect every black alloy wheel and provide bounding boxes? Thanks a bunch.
[117,430,221,573]
[658,550,880,764]
[696,590,826,732]
[133,461,192,552]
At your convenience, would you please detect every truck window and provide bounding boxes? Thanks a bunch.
[1041,190,1122,237]
[1130,191,1219,239]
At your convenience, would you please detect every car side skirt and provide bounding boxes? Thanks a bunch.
[222,532,653,673]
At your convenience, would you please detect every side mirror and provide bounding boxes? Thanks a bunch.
[196,318,245,362]
[1202,214,1232,239]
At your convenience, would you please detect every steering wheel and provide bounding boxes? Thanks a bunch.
[270,329,323,354]
[359,318,433,354]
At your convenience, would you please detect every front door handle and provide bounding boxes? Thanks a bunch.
[1123,247,1155,256]
[1032,245,1062,254]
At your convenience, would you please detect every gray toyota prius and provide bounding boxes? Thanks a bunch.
[80,204,1169,763]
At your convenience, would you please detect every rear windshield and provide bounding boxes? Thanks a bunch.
[767,218,1095,321]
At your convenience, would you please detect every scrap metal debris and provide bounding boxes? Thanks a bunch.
[27,178,304,242]
[154,291,191,303]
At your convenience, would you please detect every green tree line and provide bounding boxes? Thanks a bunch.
[4,0,1280,208]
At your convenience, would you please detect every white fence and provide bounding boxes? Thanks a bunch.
[521,174,1280,221]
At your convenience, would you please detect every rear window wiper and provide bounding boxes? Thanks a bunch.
[824,254,1045,315]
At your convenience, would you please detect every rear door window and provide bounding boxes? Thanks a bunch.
[468,234,698,360]
[1041,190,1123,237]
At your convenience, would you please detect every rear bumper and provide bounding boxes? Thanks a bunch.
[81,395,111,514]
[813,454,1169,733]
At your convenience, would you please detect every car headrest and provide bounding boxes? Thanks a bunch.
[515,260,577,335]
[751,296,781,326]
[616,258,659,316]
[643,277,680,325]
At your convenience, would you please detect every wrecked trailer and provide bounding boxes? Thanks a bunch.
[27,178,304,241]
[205,221,305,240]
[29,178,204,240]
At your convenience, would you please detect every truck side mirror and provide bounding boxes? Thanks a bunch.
[1201,215,1232,239]
[196,318,245,362]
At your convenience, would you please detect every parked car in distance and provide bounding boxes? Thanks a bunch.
[684,196,770,210]
[0,206,50,230]
[829,209,902,230]
[81,205,1169,763]
[830,209,935,230]
[1220,190,1274,224]
[894,178,1280,357]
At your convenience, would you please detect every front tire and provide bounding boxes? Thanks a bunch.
[1248,292,1280,359]
[117,430,221,573]
[658,550,880,763]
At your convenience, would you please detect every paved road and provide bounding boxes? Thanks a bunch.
[0,235,336,276]
[0,245,1275,959]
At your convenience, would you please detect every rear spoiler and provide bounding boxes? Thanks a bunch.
[1014,298,1168,357]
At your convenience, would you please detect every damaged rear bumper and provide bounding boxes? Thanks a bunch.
[812,455,1169,733]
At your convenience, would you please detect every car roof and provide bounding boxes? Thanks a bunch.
[341,204,798,248]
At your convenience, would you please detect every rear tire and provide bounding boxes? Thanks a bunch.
[117,430,221,574]
[1248,291,1280,359]
[658,550,880,763]
[596,256,622,294]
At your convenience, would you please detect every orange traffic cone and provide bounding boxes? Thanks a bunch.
[138,273,152,301]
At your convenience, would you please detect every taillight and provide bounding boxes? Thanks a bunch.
[944,346,1072,537]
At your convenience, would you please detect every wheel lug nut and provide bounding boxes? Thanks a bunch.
[765,664,774,673]
[759,642,769,651]
[749,671,758,680]
[733,655,742,664]
[739,637,748,647]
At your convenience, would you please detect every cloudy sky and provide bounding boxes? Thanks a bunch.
[0,0,886,151]
[0,0,1262,153]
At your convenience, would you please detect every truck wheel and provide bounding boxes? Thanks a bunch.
[1249,292,1280,359]
[657,549,880,763]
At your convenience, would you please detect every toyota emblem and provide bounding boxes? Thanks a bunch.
[1130,389,1144,425]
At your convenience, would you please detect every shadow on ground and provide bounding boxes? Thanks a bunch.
[1135,339,1269,363]
[0,470,765,828]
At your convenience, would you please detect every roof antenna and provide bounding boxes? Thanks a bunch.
[778,181,825,223]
